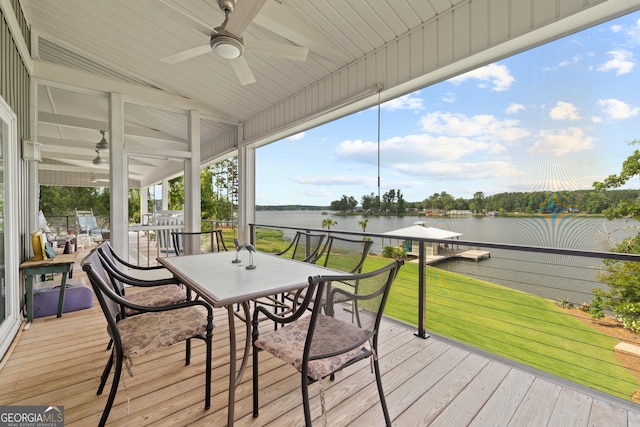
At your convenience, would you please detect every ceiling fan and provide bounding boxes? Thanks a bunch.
[90,172,109,184]
[92,150,104,165]
[161,0,309,85]
[92,130,108,165]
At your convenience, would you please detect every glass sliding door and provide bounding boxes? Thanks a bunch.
[0,103,5,325]
[0,96,20,359]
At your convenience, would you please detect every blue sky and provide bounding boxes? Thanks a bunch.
[256,11,640,207]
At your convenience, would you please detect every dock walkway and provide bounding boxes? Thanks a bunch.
[409,248,490,265]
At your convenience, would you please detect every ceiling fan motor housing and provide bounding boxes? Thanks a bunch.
[210,29,244,59]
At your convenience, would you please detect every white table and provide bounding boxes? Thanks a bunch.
[158,250,346,426]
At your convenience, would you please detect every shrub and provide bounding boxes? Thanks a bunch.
[383,246,405,259]
[555,298,574,309]
[616,302,640,332]
[589,295,604,319]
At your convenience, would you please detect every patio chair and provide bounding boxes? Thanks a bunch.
[81,249,214,427]
[95,242,190,391]
[171,229,228,256]
[98,240,175,281]
[252,259,403,426]
[285,235,374,311]
[96,242,189,309]
[38,210,74,248]
[275,231,325,262]
[312,235,373,273]
[75,208,109,247]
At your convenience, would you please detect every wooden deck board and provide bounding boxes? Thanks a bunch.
[2,264,640,426]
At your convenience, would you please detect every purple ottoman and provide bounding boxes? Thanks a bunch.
[33,279,94,318]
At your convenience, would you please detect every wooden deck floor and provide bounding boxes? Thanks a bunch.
[2,267,640,426]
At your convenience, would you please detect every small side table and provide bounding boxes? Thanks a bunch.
[19,252,78,322]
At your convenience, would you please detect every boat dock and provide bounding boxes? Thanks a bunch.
[410,249,491,265]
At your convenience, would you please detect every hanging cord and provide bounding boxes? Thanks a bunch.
[319,377,328,427]
[377,86,382,203]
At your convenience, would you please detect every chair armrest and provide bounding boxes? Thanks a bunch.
[108,247,166,271]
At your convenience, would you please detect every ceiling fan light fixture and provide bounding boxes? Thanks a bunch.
[211,33,243,59]
[96,130,108,150]
[92,150,102,165]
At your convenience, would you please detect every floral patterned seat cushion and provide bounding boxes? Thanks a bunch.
[114,305,211,360]
[123,285,188,316]
[255,314,371,381]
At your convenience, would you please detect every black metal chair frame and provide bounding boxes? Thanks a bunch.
[311,235,374,274]
[251,259,403,426]
[99,240,169,275]
[95,245,192,395]
[171,229,228,256]
[82,251,213,427]
[275,231,325,262]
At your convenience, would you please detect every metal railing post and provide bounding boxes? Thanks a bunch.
[415,240,429,339]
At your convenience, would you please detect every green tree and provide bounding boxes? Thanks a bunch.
[322,218,337,230]
[358,218,369,232]
[396,190,406,215]
[591,142,640,329]
[361,192,380,211]
[471,191,485,213]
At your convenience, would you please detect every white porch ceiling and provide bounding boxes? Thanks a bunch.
[17,0,640,188]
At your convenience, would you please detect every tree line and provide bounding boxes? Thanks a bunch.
[329,188,640,215]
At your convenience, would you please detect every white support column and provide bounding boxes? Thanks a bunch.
[28,79,39,238]
[237,124,255,245]
[140,186,149,224]
[161,180,169,211]
[109,93,127,257]
[184,110,201,233]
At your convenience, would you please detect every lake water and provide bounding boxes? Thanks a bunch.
[256,210,638,251]
[255,210,640,304]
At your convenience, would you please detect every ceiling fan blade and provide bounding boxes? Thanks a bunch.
[229,56,256,85]
[225,0,267,36]
[161,44,212,64]
[159,0,215,37]
[244,39,308,62]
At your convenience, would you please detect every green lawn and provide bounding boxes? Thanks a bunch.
[229,227,638,400]
[361,256,637,401]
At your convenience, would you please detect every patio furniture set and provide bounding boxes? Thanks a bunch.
[73,231,402,426]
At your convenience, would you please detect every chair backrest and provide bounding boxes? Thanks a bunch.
[307,259,403,360]
[154,211,184,254]
[171,230,228,256]
[76,208,98,232]
[276,231,325,262]
[95,242,127,296]
[312,235,373,273]
[81,250,122,330]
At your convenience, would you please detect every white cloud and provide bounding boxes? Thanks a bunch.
[625,18,640,45]
[448,63,515,91]
[598,49,635,75]
[506,103,525,114]
[292,175,369,185]
[441,92,456,103]
[528,127,595,155]
[549,102,581,121]
[598,98,640,119]
[558,55,582,67]
[393,161,524,180]
[419,111,530,142]
[381,93,424,111]
[287,132,305,141]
